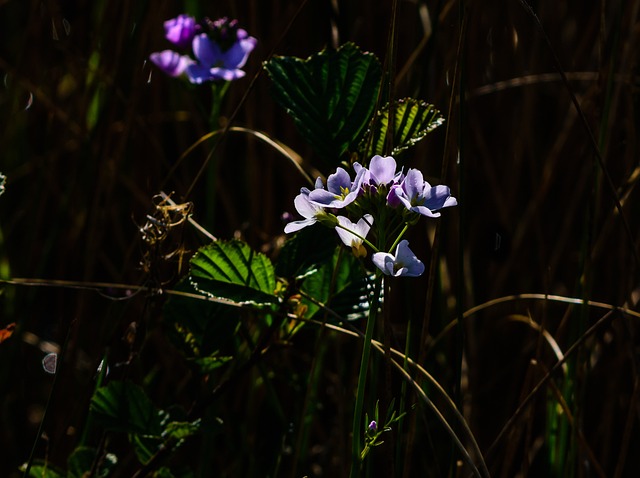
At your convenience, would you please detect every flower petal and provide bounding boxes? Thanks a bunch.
[393,240,425,277]
[423,185,456,211]
[192,33,223,69]
[164,14,197,48]
[220,35,257,69]
[372,252,395,275]
[369,155,397,185]
[150,50,193,77]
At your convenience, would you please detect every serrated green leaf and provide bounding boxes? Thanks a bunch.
[90,381,162,435]
[264,42,382,168]
[189,240,277,306]
[360,98,444,157]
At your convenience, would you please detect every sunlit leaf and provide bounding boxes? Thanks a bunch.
[264,42,382,168]
[360,98,444,158]
[189,240,277,306]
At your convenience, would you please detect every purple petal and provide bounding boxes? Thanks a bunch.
[424,185,457,211]
[326,167,352,194]
[386,184,404,208]
[164,15,197,48]
[150,50,193,77]
[220,35,257,69]
[208,67,246,81]
[369,155,397,185]
[192,33,223,69]
[402,169,424,199]
[308,188,339,206]
[410,205,441,217]
[394,240,425,277]
[185,63,216,84]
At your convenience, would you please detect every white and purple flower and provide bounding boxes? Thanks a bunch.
[335,215,373,258]
[308,167,366,209]
[372,240,425,277]
[388,168,457,217]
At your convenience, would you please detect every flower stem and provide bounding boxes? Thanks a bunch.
[335,223,379,252]
[387,223,410,253]
[350,274,383,477]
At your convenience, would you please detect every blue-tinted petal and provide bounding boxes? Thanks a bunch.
[423,185,455,211]
[394,240,425,277]
[308,188,339,206]
[326,167,352,194]
[208,67,246,81]
[192,33,223,68]
[185,64,216,84]
[410,205,441,217]
[220,36,257,69]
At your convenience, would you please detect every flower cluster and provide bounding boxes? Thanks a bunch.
[284,155,457,277]
[150,15,257,84]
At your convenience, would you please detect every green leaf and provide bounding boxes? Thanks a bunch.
[264,42,382,167]
[359,98,444,158]
[90,381,162,435]
[21,463,65,478]
[275,223,339,279]
[191,354,233,373]
[163,278,239,357]
[189,240,277,306]
[68,446,117,478]
[301,247,373,321]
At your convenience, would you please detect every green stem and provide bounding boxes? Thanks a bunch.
[350,274,384,477]
[335,223,379,252]
[387,223,410,253]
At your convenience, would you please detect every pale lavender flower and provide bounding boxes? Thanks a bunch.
[164,14,198,48]
[186,18,257,83]
[372,240,425,277]
[308,167,366,209]
[149,50,194,77]
[388,169,456,217]
[284,189,326,233]
[335,215,373,258]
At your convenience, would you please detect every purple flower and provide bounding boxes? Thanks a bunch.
[365,155,400,186]
[372,240,425,277]
[368,420,378,433]
[335,215,373,258]
[388,169,457,217]
[186,18,257,83]
[308,167,366,209]
[284,189,327,233]
[149,50,194,77]
[164,14,198,48]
